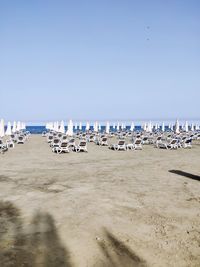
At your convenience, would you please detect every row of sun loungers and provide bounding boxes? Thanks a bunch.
[0,131,30,154]
[43,129,199,154]
[45,132,88,153]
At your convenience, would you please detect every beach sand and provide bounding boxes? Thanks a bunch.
[0,135,200,267]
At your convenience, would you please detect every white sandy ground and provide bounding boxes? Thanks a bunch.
[0,135,200,267]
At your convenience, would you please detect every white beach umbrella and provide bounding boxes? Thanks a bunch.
[175,119,180,133]
[12,121,17,133]
[75,123,78,130]
[86,122,90,131]
[66,119,73,136]
[0,119,5,137]
[5,121,12,136]
[98,123,101,131]
[130,122,135,131]
[79,122,82,131]
[95,121,99,132]
[117,122,120,131]
[106,121,110,134]
[195,123,199,130]
[16,121,21,131]
[143,122,147,131]
[113,122,116,130]
[162,122,165,132]
[53,122,58,132]
[22,122,26,130]
[46,122,50,130]
[185,121,189,132]
[170,124,174,131]
[191,123,194,132]
[59,120,65,134]
[147,121,152,133]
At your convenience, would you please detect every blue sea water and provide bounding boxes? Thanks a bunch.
[25,125,171,134]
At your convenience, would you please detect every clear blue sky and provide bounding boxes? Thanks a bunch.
[0,0,199,122]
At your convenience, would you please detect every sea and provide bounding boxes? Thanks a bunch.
[25,125,172,134]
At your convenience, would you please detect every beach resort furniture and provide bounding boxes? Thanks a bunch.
[6,139,15,148]
[100,136,108,146]
[0,140,8,153]
[158,139,178,149]
[75,140,88,152]
[42,131,47,137]
[52,141,70,154]
[109,140,127,151]
[50,138,60,148]
[154,136,162,148]
[17,135,25,144]
[133,138,143,150]
[47,135,54,143]
[181,138,192,149]
[67,138,76,151]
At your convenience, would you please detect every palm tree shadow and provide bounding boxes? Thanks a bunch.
[0,201,73,267]
[169,170,200,182]
[96,228,147,267]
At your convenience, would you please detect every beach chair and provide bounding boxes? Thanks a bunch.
[109,140,127,151]
[0,140,8,154]
[51,138,60,148]
[75,140,88,152]
[100,137,108,146]
[133,138,143,150]
[154,136,162,148]
[17,135,25,144]
[6,139,15,148]
[68,138,76,151]
[47,135,54,143]
[52,141,70,153]
[181,138,192,149]
[42,131,47,137]
[158,139,178,149]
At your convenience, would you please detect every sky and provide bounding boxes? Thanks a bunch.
[0,0,199,123]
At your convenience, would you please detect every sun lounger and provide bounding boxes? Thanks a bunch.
[75,140,88,152]
[158,139,178,149]
[109,140,127,151]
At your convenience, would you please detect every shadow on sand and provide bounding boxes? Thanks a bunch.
[169,170,200,182]
[96,228,147,267]
[0,201,73,267]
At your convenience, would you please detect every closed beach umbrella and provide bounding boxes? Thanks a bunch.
[113,122,116,130]
[5,121,12,135]
[93,121,98,132]
[59,120,65,134]
[75,123,78,130]
[191,123,194,132]
[175,119,180,133]
[0,119,5,137]
[16,121,21,132]
[117,122,120,131]
[143,122,147,131]
[79,122,82,131]
[130,122,135,131]
[98,123,101,131]
[66,119,73,136]
[185,121,188,132]
[86,122,90,131]
[106,121,110,134]
[162,122,165,132]
[12,121,17,133]
[147,121,152,132]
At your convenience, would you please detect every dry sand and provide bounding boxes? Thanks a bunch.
[0,135,200,267]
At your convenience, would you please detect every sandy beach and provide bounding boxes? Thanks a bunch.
[0,134,200,267]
